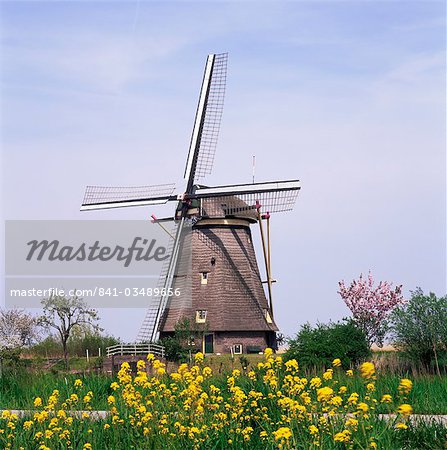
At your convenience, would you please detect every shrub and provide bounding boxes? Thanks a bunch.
[30,333,120,358]
[391,288,447,374]
[161,336,188,362]
[285,320,371,369]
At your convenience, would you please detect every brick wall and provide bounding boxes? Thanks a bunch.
[214,331,272,354]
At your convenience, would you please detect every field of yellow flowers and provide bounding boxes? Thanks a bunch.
[1,349,445,449]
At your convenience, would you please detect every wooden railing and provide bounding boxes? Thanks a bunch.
[106,343,165,359]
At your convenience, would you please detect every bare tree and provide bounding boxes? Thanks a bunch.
[39,294,100,369]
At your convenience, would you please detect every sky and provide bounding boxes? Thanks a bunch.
[1,1,446,342]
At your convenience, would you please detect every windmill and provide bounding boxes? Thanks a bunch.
[81,53,300,354]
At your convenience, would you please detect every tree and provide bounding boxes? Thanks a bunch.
[0,309,38,375]
[39,294,100,369]
[391,288,447,375]
[160,317,208,362]
[338,272,404,347]
[0,308,38,348]
[285,320,370,369]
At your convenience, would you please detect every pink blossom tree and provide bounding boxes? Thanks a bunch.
[338,272,404,347]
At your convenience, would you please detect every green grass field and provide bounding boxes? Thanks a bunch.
[1,353,447,449]
[2,356,447,414]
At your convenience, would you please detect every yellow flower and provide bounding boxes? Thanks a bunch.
[194,352,204,363]
[381,394,392,403]
[366,382,375,391]
[74,378,83,388]
[285,359,299,372]
[34,397,43,407]
[317,386,333,402]
[346,369,354,377]
[147,353,155,362]
[332,358,342,367]
[323,369,333,380]
[345,417,358,429]
[44,430,53,439]
[334,430,351,443]
[398,403,413,416]
[104,423,110,430]
[396,422,408,429]
[357,402,369,413]
[347,392,359,405]
[359,362,376,379]
[171,372,182,381]
[83,444,92,450]
[398,378,413,395]
[273,426,292,441]
[107,395,115,405]
[309,425,319,435]
[202,366,212,377]
[330,395,343,407]
[137,360,146,370]
[110,382,120,390]
[24,420,33,430]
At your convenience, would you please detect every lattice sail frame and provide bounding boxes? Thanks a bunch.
[193,53,227,182]
[200,190,300,217]
[82,184,176,209]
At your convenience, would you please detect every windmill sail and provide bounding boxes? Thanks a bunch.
[136,220,191,342]
[184,53,228,192]
[194,180,301,214]
[81,183,176,210]
[137,218,192,342]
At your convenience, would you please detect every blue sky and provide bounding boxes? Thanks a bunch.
[1,1,445,341]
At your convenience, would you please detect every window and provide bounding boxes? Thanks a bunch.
[264,309,273,324]
[233,344,243,355]
[200,272,209,285]
[196,310,207,323]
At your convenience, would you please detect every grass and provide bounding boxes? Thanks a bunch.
[0,370,111,410]
[2,358,447,414]
[4,418,447,450]
[1,355,447,449]
[2,370,447,414]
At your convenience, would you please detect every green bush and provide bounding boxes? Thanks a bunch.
[161,336,188,362]
[30,332,120,358]
[391,288,447,373]
[285,320,371,370]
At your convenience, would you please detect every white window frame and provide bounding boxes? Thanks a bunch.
[233,344,243,355]
[196,309,207,323]
[200,272,209,285]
